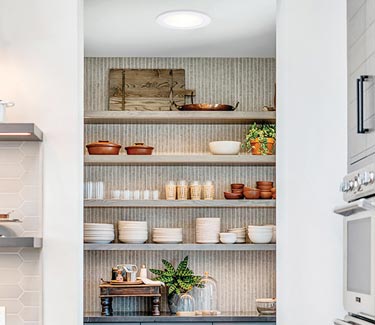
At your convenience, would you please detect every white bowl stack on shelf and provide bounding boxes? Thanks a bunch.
[152,228,183,243]
[247,225,273,244]
[84,223,114,244]
[196,218,221,244]
[227,227,246,243]
[118,221,148,244]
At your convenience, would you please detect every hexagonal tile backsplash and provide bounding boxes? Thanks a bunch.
[0,142,42,325]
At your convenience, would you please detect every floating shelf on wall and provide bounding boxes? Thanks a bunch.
[0,237,43,248]
[84,199,276,208]
[84,154,276,166]
[84,111,276,125]
[84,243,276,251]
[0,123,43,141]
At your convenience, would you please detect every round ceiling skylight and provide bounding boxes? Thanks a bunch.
[156,10,211,30]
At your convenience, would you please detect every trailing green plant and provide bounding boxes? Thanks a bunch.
[150,256,203,297]
[243,123,276,155]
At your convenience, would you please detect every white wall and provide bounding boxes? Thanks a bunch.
[276,0,347,324]
[0,0,83,325]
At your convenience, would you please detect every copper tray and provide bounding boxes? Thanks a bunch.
[177,102,239,111]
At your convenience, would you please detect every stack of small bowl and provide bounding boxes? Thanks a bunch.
[118,221,148,243]
[256,181,274,199]
[224,183,244,200]
[247,225,273,244]
[152,228,183,244]
[196,218,221,243]
[84,223,115,244]
[227,227,246,243]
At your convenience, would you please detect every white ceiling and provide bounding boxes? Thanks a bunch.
[84,0,276,57]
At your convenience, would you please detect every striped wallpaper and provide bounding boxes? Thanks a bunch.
[84,57,276,314]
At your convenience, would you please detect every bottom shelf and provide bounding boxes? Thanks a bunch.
[0,237,42,248]
[84,243,276,251]
[84,311,276,323]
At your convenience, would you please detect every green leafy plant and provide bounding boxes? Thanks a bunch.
[243,123,276,155]
[150,256,203,297]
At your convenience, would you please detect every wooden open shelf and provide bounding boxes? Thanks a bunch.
[84,154,275,166]
[84,110,276,124]
[84,199,276,208]
[84,243,276,251]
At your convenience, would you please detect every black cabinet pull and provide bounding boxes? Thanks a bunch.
[357,75,369,134]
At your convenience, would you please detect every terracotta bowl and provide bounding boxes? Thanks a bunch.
[243,189,261,199]
[256,181,274,187]
[86,140,121,155]
[243,186,253,192]
[224,192,244,200]
[231,183,245,189]
[231,189,244,194]
[260,191,273,199]
[272,193,276,199]
[271,187,276,193]
[125,143,154,155]
[257,185,273,191]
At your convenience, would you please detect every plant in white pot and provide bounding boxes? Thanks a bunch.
[150,256,203,314]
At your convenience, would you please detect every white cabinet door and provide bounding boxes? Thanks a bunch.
[347,0,375,171]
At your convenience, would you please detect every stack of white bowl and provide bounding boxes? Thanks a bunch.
[228,227,246,243]
[247,225,273,244]
[196,218,221,243]
[118,221,148,243]
[152,228,183,243]
[84,223,114,244]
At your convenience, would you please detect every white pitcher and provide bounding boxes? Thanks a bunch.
[0,100,15,123]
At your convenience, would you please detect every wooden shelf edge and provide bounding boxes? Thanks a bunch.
[84,199,276,208]
[84,111,276,124]
[84,243,276,251]
[84,154,276,166]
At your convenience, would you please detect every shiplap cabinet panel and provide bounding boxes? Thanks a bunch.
[348,0,375,171]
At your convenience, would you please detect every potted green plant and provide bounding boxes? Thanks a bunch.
[243,123,276,155]
[150,256,203,314]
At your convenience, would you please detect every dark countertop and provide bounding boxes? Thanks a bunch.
[84,311,276,323]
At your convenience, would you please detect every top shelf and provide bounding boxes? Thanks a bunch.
[84,111,276,124]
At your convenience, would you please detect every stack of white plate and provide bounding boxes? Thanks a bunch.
[152,228,183,243]
[228,227,246,243]
[196,218,221,244]
[118,221,148,244]
[84,223,114,244]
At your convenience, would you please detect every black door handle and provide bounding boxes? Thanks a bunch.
[357,75,369,134]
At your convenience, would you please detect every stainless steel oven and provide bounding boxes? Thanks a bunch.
[334,163,375,324]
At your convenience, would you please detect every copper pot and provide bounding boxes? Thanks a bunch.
[125,143,154,155]
[86,140,121,155]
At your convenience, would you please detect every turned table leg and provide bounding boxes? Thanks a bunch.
[152,296,160,316]
[101,297,113,316]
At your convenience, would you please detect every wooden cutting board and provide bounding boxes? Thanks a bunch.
[108,69,194,111]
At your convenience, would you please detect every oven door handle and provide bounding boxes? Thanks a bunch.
[334,198,375,216]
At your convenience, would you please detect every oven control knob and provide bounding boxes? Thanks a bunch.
[340,181,350,192]
[370,171,375,184]
[353,178,359,190]
[361,171,371,185]
[348,180,354,191]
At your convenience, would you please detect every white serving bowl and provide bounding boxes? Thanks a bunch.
[219,233,237,244]
[248,231,273,244]
[208,141,241,155]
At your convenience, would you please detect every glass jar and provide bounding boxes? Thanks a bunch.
[176,292,196,316]
[203,181,215,200]
[177,180,188,200]
[193,272,218,315]
[190,181,202,200]
[165,181,177,200]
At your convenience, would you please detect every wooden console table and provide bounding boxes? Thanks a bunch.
[99,283,161,316]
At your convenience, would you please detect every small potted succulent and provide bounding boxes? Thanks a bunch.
[243,123,276,155]
[150,256,203,314]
